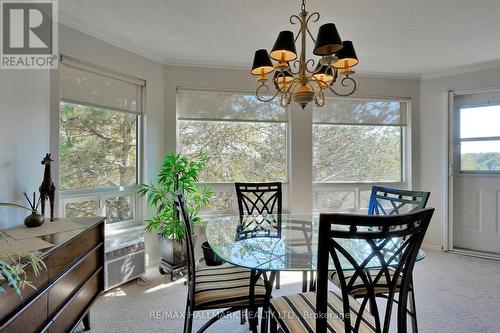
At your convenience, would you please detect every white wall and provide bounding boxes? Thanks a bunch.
[0,70,50,229]
[419,68,500,247]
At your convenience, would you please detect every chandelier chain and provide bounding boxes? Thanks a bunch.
[301,0,306,12]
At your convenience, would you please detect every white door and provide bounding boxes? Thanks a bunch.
[451,90,500,255]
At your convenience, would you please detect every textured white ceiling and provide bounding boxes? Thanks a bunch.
[60,0,500,77]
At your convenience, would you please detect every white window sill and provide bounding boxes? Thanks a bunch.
[105,221,144,237]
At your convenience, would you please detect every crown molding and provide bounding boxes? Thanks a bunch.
[164,61,421,80]
[354,71,420,80]
[421,59,500,80]
[59,15,167,65]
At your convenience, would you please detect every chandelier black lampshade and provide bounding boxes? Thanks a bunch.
[251,49,274,76]
[312,64,334,87]
[332,40,359,69]
[313,23,343,56]
[270,30,297,62]
[273,70,294,90]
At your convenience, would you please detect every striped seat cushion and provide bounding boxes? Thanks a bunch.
[194,263,267,310]
[270,291,376,333]
[329,269,404,296]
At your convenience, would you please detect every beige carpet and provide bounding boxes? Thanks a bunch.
[80,249,500,333]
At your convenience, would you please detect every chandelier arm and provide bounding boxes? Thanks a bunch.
[290,14,301,26]
[290,14,302,38]
[289,61,301,75]
[315,89,326,107]
[280,90,292,107]
[290,14,305,44]
[309,77,329,87]
[305,12,320,43]
[256,82,281,102]
[327,76,357,97]
[275,72,298,94]
[333,67,339,81]
[288,78,301,92]
[304,58,317,74]
[280,78,301,95]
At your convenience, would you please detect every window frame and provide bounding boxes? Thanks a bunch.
[176,88,290,214]
[57,57,145,230]
[312,97,411,213]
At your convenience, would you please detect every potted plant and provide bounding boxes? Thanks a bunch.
[0,203,46,297]
[138,153,212,279]
[0,248,46,297]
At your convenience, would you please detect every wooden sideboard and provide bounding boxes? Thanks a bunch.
[0,217,105,333]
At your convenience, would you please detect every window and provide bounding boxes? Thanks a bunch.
[312,98,408,212]
[58,58,144,226]
[177,89,288,212]
[459,105,500,172]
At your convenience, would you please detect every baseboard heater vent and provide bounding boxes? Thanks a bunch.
[105,230,145,290]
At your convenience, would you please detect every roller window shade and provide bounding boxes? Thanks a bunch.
[59,58,145,114]
[177,89,287,122]
[313,98,408,126]
[454,90,500,109]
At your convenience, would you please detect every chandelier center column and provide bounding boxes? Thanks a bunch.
[299,9,307,83]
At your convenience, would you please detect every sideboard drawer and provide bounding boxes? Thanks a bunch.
[48,269,102,333]
[0,218,105,333]
[47,224,103,280]
[2,292,48,333]
[48,244,102,317]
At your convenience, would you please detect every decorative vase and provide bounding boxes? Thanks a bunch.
[24,212,45,228]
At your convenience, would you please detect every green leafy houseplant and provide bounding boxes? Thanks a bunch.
[0,203,46,297]
[0,250,46,297]
[138,153,213,241]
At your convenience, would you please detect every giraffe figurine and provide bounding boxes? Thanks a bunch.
[39,153,56,221]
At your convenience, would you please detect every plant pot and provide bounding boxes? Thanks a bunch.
[201,241,223,266]
[24,212,44,228]
[158,236,186,267]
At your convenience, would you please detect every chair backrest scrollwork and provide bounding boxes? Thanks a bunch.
[316,208,434,333]
[235,182,282,216]
[368,186,430,216]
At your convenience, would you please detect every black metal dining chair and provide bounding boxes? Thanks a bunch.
[175,193,267,333]
[235,182,283,216]
[235,182,283,289]
[328,186,430,332]
[269,208,434,333]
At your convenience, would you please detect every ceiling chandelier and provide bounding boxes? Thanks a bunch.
[250,0,359,109]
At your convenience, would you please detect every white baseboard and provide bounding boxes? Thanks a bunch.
[421,243,443,251]
[449,248,500,261]
[147,257,161,269]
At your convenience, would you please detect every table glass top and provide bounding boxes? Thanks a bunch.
[205,214,426,272]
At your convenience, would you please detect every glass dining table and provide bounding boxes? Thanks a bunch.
[205,213,426,333]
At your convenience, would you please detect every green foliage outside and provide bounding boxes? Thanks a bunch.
[461,153,500,171]
[313,125,402,182]
[59,102,137,221]
[178,91,287,183]
[180,121,287,183]
[138,153,212,241]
